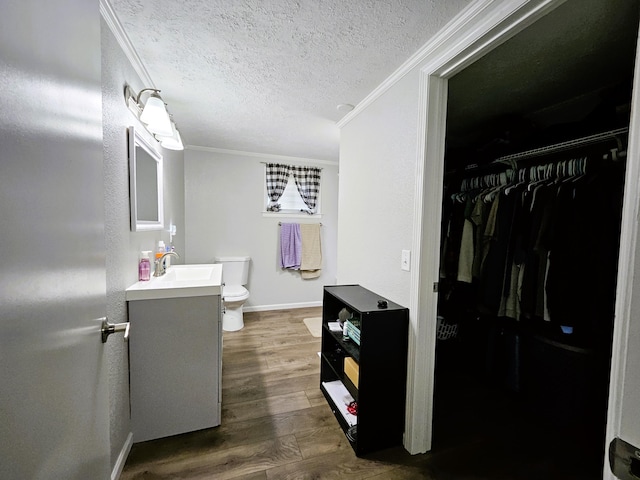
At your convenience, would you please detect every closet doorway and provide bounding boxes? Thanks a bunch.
[430,0,639,478]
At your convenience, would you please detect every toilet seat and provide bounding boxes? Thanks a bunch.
[223,285,249,302]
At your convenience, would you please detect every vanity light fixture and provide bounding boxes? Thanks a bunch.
[156,120,184,151]
[124,85,183,148]
[137,88,172,137]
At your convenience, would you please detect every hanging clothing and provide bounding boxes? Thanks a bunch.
[440,155,624,343]
[545,163,624,337]
[457,198,475,283]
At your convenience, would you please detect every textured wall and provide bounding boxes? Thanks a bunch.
[101,17,185,469]
[184,149,338,309]
[337,71,420,309]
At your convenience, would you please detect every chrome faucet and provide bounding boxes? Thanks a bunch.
[154,251,180,277]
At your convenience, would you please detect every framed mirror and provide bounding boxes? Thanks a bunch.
[128,126,164,231]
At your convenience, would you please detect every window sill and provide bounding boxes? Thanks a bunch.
[262,211,323,219]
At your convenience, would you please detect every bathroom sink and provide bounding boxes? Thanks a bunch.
[162,264,219,282]
[126,264,222,301]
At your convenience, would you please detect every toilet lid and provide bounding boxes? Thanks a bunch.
[223,285,248,298]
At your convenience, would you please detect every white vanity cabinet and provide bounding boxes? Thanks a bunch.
[126,265,223,443]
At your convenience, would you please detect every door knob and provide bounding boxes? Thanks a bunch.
[101,317,130,343]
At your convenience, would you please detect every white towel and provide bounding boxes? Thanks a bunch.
[300,223,322,279]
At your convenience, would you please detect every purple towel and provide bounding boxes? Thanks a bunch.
[280,223,301,269]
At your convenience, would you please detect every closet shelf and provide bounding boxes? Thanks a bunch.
[493,127,628,165]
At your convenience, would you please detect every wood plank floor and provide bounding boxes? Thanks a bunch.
[120,307,437,479]
[119,307,604,479]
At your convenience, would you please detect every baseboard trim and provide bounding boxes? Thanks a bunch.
[111,432,133,480]
[244,301,322,313]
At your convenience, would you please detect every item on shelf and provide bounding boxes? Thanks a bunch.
[345,319,361,345]
[344,357,359,388]
[328,321,343,332]
[338,307,351,326]
[321,380,357,426]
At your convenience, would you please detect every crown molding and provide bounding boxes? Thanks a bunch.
[99,0,156,88]
[336,0,494,129]
[337,0,564,129]
[186,145,338,166]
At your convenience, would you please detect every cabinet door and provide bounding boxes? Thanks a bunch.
[130,296,221,442]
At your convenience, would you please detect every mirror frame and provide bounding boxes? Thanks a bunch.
[128,125,164,231]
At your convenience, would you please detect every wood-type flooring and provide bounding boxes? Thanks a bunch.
[120,307,605,479]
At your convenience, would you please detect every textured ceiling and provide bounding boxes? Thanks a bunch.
[109,0,473,160]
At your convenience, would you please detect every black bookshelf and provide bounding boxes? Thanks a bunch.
[320,285,409,456]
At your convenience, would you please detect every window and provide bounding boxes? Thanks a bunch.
[264,163,322,215]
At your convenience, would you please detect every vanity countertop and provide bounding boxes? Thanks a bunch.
[126,264,222,301]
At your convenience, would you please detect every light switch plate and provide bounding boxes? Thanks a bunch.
[401,250,411,271]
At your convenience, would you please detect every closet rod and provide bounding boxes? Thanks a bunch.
[278,222,322,226]
[493,127,628,165]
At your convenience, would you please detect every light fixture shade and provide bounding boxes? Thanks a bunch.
[140,93,173,137]
[158,123,184,151]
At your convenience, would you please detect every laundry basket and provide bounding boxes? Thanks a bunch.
[436,316,458,340]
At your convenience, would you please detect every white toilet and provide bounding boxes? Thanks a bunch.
[215,256,251,331]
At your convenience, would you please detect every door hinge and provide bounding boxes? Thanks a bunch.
[433,282,439,293]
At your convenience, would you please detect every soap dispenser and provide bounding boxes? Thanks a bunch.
[139,251,151,281]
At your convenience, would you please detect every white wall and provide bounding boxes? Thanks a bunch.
[337,71,420,308]
[101,14,185,472]
[336,0,472,310]
[184,149,338,310]
[337,0,609,457]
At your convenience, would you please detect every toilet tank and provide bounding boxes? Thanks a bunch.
[214,256,250,285]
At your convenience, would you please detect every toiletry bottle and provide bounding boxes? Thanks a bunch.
[139,251,151,281]
[156,241,165,261]
[165,243,172,268]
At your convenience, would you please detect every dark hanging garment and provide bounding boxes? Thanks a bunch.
[471,198,489,280]
[441,197,467,281]
[533,183,558,320]
[499,184,528,319]
[478,190,517,314]
[520,184,557,320]
[545,163,624,339]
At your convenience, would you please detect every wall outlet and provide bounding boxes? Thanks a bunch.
[401,250,411,271]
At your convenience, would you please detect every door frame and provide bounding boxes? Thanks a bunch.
[405,0,640,458]
[602,24,640,480]
[411,1,640,474]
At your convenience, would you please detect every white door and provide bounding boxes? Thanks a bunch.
[605,24,640,480]
[0,1,110,479]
